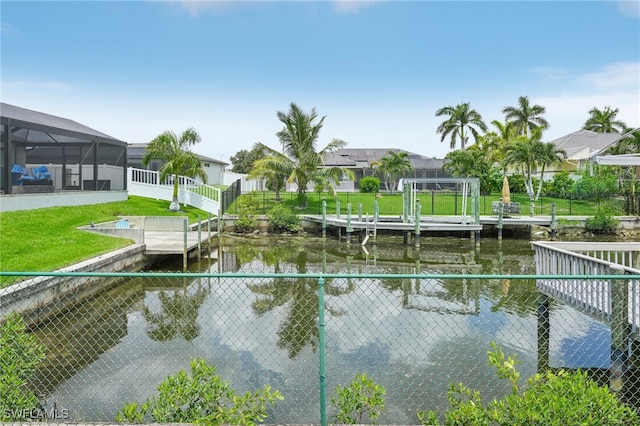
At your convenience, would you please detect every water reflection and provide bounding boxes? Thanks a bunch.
[142,280,210,341]
[29,235,620,423]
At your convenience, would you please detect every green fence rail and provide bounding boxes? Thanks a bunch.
[1,271,639,424]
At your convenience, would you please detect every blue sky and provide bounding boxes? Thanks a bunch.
[2,1,639,163]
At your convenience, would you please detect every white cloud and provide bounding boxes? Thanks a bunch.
[331,0,382,14]
[578,62,640,90]
[618,0,640,18]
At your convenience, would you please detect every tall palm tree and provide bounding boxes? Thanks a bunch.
[142,128,207,211]
[257,102,354,207]
[583,106,627,133]
[435,102,488,150]
[504,129,566,215]
[502,96,550,137]
[374,150,414,193]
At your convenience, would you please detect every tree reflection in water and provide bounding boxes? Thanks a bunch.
[243,245,355,359]
[142,280,210,342]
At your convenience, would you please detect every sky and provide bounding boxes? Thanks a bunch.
[1,0,639,165]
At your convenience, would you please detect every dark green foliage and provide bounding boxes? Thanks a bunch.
[507,175,535,194]
[235,191,259,232]
[585,208,620,234]
[267,203,301,233]
[544,171,574,198]
[116,358,283,424]
[359,177,381,193]
[418,342,637,426]
[331,373,386,424]
[0,313,46,421]
[571,168,618,201]
[230,147,265,174]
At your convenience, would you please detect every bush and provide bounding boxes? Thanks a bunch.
[418,342,637,426]
[585,208,620,234]
[116,358,283,424]
[359,177,381,194]
[0,313,46,421]
[267,203,301,233]
[331,373,386,424]
[235,192,259,232]
[544,171,574,198]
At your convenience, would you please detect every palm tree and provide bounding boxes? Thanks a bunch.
[257,102,354,207]
[503,129,566,215]
[435,103,488,150]
[502,96,550,137]
[247,146,292,202]
[443,146,495,194]
[374,150,414,193]
[479,120,519,167]
[583,107,627,133]
[142,128,207,211]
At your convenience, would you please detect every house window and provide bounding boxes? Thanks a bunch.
[203,163,210,167]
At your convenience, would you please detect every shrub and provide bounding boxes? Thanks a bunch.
[267,203,301,233]
[585,208,619,234]
[359,177,381,194]
[116,358,283,425]
[235,192,259,232]
[331,373,386,424]
[0,313,46,421]
[417,342,637,426]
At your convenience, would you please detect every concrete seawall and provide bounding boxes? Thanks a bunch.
[0,244,154,327]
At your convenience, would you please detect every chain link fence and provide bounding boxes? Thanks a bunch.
[2,271,640,424]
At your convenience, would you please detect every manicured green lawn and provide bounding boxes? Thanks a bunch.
[0,196,209,284]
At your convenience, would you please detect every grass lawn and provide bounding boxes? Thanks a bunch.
[0,196,210,283]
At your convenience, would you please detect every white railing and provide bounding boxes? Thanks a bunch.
[531,241,640,336]
[127,168,220,214]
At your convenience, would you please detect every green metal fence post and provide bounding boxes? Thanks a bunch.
[346,203,352,245]
[322,198,327,239]
[318,276,327,426]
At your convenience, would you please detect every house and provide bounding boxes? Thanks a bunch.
[1,102,128,195]
[322,148,450,191]
[545,129,626,178]
[127,143,228,186]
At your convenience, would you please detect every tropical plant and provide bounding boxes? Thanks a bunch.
[585,208,620,234]
[267,203,301,233]
[115,358,283,424]
[359,176,381,193]
[583,106,627,133]
[417,342,638,425]
[234,191,259,232]
[373,150,414,194]
[443,146,497,194]
[331,373,386,424]
[479,120,519,167]
[503,129,566,214]
[435,102,488,150]
[142,128,207,211]
[502,95,550,137]
[252,103,354,208]
[247,150,292,202]
[571,165,619,201]
[0,313,46,421]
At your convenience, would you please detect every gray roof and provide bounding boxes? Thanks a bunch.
[548,129,623,159]
[128,142,228,165]
[324,148,443,170]
[1,103,125,145]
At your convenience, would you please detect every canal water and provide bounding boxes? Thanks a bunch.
[30,234,613,424]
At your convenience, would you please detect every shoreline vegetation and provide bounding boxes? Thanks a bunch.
[0,192,632,288]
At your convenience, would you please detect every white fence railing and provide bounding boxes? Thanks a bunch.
[531,241,640,336]
[127,168,220,214]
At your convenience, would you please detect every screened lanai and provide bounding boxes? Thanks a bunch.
[0,103,127,195]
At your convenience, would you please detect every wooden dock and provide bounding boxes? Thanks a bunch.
[302,214,553,235]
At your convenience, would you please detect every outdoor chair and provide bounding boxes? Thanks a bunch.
[32,165,52,181]
[10,164,35,186]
